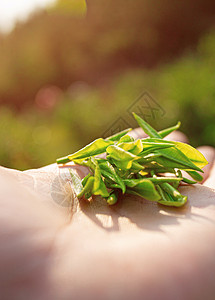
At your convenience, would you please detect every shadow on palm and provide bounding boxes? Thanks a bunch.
[78,184,215,233]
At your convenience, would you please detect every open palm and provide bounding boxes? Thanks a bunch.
[0,130,215,300]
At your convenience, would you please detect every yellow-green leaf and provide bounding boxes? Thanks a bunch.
[124,179,161,201]
[68,138,113,160]
[107,145,139,170]
[173,141,208,169]
[118,139,143,155]
[92,161,109,198]
[156,147,203,172]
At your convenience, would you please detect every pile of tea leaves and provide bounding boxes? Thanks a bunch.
[56,113,208,207]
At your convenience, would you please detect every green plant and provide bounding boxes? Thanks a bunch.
[57,113,207,207]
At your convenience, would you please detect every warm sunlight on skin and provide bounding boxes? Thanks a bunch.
[0,129,215,299]
[0,0,55,32]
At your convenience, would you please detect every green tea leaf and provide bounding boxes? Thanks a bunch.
[106,191,119,205]
[106,128,132,142]
[159,182,187,205]
[147,176,183,184]
[68,138,114,160]
[141,164,175,174]
[133,113,161,138]
[155,147,203,172]
[99,160,126,193]
[156,185,187,207]
[108,158,133,170]
[81,173,91,186]
[118,134,134,143]
[61,115,204,209]
[142,138,174,145]
[152,156,195,171]
[85,192,93,200]
[107,145,139,169]
[140,139,175,155]
[182,177,197,184]
[158,121,181,138]
[56,156,71,164]
[77,176,94,198]
[92,161,109,197]
[185,170,203,182]
[124,179,161,201]
[173,141,208,169]
[118,139,143,155]
[73,157,96,170]
[140,153,162,162]
[130,161,145,172]
[105,182,121,190]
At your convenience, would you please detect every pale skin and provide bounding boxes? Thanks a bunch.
[0,130,215,300]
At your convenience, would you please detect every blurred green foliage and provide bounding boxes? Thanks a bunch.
[1,0,215,108]
[0,0,215,170]
[49,0,87,16]
[1,30,215,170]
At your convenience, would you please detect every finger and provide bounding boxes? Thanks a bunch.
[57,163,89,179]
[202,146,215,189]
[129,127,147,139]
[196,146,215,183]
[164,130,189,143]
[179,146,215,184]
[203,162,215,189]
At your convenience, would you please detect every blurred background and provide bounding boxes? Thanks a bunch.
[0,0,215,170]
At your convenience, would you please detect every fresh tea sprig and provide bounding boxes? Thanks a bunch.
[56,113,208,207]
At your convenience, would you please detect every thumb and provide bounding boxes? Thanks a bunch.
[0,167,65,297]
[196,146,215,187]
[203,161,215,189]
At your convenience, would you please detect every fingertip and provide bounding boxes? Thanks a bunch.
[197,146,215,185]
[164,131,189,143]
[129,127,148,139]
[196,146,215,164]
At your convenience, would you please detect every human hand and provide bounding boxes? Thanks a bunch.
[0,130,215,300]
